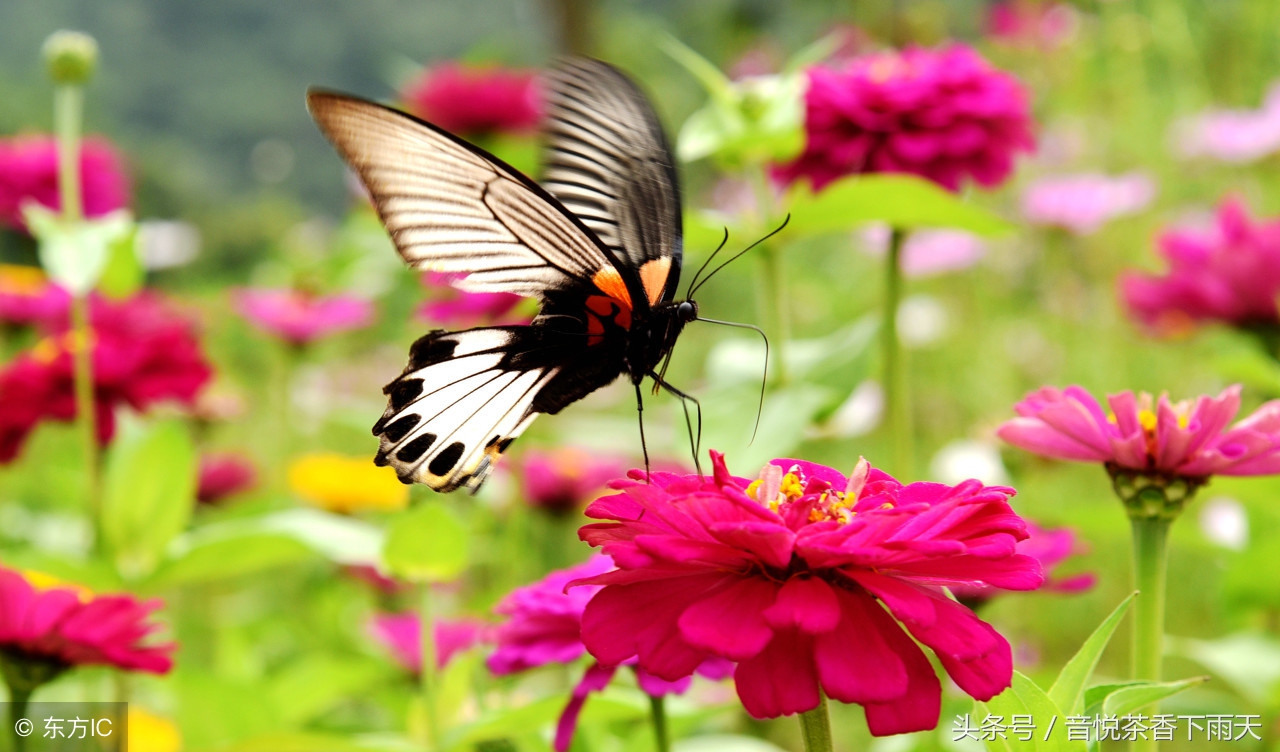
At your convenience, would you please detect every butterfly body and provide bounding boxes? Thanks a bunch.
[310,58,697,492]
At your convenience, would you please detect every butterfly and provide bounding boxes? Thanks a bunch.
[307,58,705,493]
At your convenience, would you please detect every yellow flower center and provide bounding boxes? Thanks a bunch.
[748,459,878,526]
[22,569,93,601]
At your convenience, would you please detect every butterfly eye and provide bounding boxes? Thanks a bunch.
[677,301,697,321]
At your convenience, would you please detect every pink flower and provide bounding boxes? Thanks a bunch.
[400,62,542,137]
[1173,83,1280,164]
[196,452,257,505]
[233,288,373,345]
[998,384,1280,478]
[0,292,212,463]
[368,613,490,673]
[0,565,174,677]
[417,272,528,328]
[951,521,1095,606]
[773,44,1036,192]
[519,448,631,515]
[1021,173,1156,235]
[862,226,987,277]
[575,452,1041,734]
[986,1,1079,49]
[490,554,731,751]
[1121,198,1280,334]
[0,264,70,329]
[0,136,131,233]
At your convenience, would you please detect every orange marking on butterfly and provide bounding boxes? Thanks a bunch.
[638,257,672,306]
[591,268,633,309]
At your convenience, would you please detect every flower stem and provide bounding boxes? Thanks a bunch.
[418,584,440,750]
[882,227,911,477]
[798,694,834,752]
[7,684,31,752]
[647,694,670,752]
[1130,514,1171,752]
[55,84,84,222]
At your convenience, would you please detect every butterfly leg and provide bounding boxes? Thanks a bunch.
[633,381,653,482]
[648,373,703,477]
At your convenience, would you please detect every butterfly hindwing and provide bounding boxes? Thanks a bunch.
[542,58,684,307]
[373,326,622,492]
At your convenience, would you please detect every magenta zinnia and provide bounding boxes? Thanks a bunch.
[0,135,131,234]
[233,288,373,346]
[575,452,1041,734]
[773,44,1035,192]
[400,62,542,137]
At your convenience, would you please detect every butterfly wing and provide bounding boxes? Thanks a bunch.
[542,58,684,307]
[373,326,622,492]
[307,90,627,302]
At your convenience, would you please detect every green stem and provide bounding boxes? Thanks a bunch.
[70,289,100,533]
[882,228,911,477]
[418,584,440,750]
[55,84,83,222]
[1130,515,1171,752]
[648,694,670,752]
[797,694,833,752]
[7,685,31,752]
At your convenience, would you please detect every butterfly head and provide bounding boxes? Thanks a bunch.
[676,300,698,324]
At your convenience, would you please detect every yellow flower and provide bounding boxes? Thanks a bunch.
[128,708,181,752]
[288,452,409,513]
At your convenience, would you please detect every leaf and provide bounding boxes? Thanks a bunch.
[101,419,197,580]
[976,671,1086,752]
[1095,677,1209,717]
[674,735,790,752]
[267,654,393,726]
[1167,632,1280,705]
[144,532,315,590]
[97,224,144,298]
[785,174,1015,237]
[252,508,385,566]
[1047,592,1136,714]
[383,501,469,583]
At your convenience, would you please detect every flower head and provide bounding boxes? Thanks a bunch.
[0,292,212,463]
[1173,83,1280,164]
[196,452,258,505]
[0,566,174,683]
[287,452,408,513]
[519,448,631,515]
[951,521,1094,607]
[1021,173,1156,236]
[368,613,489,673]
[1120,198,1280,334]
[998,384,1280,481]
[400,62,542,137]
[0,264,70,329]
[417,272,528,328]
[0,136,130,233]
[986,1,1079,49]
[773,44,1035,192]
[575,452,1041,734]
[233,288,373,346]
[862,226,987,278]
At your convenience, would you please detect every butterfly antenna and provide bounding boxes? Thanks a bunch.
[650,373,703,476]
[689,215,791,299]
[694,317,770,444]
[684,227,730,299]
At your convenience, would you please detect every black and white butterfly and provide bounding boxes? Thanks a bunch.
[308,58,706,493]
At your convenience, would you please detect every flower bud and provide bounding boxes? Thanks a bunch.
[42,30,98,85]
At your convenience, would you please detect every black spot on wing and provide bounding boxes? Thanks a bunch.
[388,379,424,411]
[408,331,456,368]
[382,414,421,443]
[396,432,437,463]
[429,441,466,476]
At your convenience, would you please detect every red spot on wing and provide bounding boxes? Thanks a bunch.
[591,268,633,309]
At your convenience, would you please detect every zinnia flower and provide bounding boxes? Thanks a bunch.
[519,448,631,515]
[400,62,542,137]
[418,272,527,328]
[196,452,258,505]
[287,452,408,513]
[1173,83,1280,164]
[490,554,732,751]
[862,226,987,278]
[1021,172,1156,236]
[0,292,212,462]
[1120,198,1280,336]
[0,264,70,329]
[368,613,490,673]
[997,384,1280,509]
[986,1,1079,49]
[0,135,130,233]
[0,566,174,690]
[773,44,1035,192]
[575,452,1042,734]
[233,288,373,346]
[951,521,1095,607]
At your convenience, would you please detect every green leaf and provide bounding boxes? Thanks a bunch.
[976,671,1086,752]
[96,224,144,298]
[1048,592,1137,714]
[266,654,392,726]
[26,205,133,295]
[660,35,734,108]
[674,736,790,752]
[1167,632,1280,705]
[383,501,469,582]
[101,419,197,580]
[252,508,385,565]
[144,532,315,590]
[785,174,1015,237]
[1094,677,1209,717]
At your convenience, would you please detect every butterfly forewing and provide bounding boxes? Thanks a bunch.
[542,58,683,306]
[307,91,621,302]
